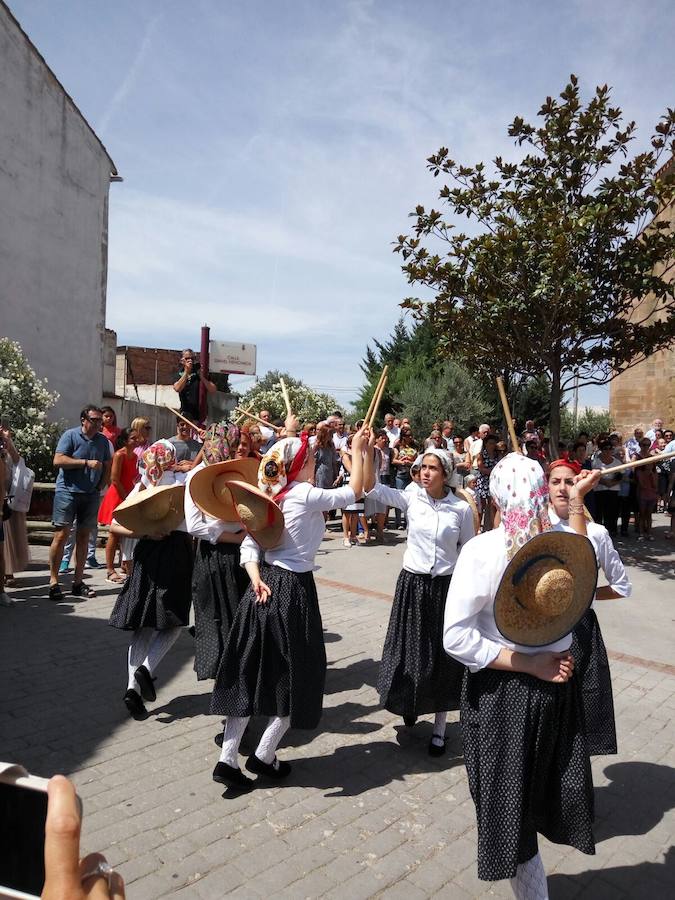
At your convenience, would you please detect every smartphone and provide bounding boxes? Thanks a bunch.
[0,766,50,899]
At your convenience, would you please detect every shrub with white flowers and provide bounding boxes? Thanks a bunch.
[0,338,64,481]
[239,371,343,424]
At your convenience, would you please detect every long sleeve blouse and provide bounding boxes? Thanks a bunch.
[367,482,475,576]
[184,462,243,543]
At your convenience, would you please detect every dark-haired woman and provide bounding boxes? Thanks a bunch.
[98,428,141,583]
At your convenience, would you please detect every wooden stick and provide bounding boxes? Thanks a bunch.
[364,366,388,426]
[279,378,293,418]
[367,375,388,429]
[496,376,520,453]
[234,406,283,433]
[599,450,675,478]
[164,405,202,432]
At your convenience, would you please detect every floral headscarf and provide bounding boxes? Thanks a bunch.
[490,452,551,559]
[203,422,240,466]
[140,440,176,487]
[258,436,310,500]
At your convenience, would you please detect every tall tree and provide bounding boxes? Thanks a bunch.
[394,76,675,450]
[240,371,342,422]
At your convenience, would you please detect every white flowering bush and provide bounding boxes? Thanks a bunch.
[0,338,64,481]
[240,371,343,424]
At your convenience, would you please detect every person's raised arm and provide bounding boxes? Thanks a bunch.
[349,427,368,497]
[362,429,376,492]
[568,469,602,536]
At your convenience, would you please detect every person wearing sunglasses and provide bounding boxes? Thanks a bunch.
[48,405,112,601]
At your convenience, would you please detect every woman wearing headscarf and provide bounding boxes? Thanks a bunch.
[210,417,367,789]
[108,440,193,719]
[443,454,601,898]
[365,447,475,755]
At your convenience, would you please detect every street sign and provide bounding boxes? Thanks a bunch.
[209,340,257,375]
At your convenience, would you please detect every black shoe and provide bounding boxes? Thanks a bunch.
[187,625,196,638]
[428,735,446,757]
[212,761,253,789]
[403,715,417,727]
[245,753,292,780]
[134,664,156,702]
[214,732,223,748]
[71,582,95,598]
[123,689,148,720]
[48,584,64,602]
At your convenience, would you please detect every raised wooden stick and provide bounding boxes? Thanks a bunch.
[367,374,388,429]
[599,449,675,478]
[279,378,293,418]
[234,406,283,433]
[165,405,202,432]
[364,366,388,426]
[496,376,520,453]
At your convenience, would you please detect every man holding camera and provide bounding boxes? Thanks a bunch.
[172,348,216,424]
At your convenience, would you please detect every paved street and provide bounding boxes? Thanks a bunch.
[1,523,674,899]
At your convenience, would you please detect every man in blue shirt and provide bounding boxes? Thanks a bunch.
[48,405,112,601]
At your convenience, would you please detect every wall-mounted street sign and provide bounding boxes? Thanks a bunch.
[209,341,257,375]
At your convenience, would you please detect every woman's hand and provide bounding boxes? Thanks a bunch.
[252,579,272,604]
[285,414,300,436]
[351,425,369,453]
[570,469,601,498]
[527,651,575,683]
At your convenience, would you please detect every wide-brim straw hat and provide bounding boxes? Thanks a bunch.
[115,484,186,536]
[455,488,480,535]
[226,480,285,550]
[494,531,597,647]
[189,458,259,522]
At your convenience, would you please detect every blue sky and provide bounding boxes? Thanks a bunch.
[10,0,675,410]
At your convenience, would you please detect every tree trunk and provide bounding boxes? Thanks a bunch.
[549,367,562,459]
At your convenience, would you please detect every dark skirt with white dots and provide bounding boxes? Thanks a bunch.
[109,531,193,631]
[192,540,250,681]
[461,667,595,881]
[210,564,327,729]
[570,608,617,755]
[377,570,464,717]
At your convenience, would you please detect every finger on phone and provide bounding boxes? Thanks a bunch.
[44,775,82,888]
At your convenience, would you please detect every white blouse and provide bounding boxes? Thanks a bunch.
[548,510,632,603]
[443,526,573,673]
[184,462,243,543]
[240,481,356,573]
[367,483,475,576]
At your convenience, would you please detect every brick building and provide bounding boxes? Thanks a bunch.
[609,155,675,433]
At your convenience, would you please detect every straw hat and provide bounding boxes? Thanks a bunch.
[227,480,285,550]
[114,484,186,536]
[189,458,259,522]
[494,531,597,647]
[455,488,480,534]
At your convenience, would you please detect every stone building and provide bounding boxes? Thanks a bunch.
[0,1,118,423]
[609,155,675,433]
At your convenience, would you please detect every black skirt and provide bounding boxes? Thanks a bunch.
[570,608,617,755]
[210,564,327,729]
[462,667,595,881]
[192,540,249,680]
[377,570,464,717]
[108,531,193,631]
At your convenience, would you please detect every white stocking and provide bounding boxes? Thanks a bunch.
[430,711,447,747]
[127,628,153,690]
[218,716,250,768]
[255,716,291,765]
[143,627,182,675]
[509,852,548,900]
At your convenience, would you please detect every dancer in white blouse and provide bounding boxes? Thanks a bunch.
[444,453,601,899]
[366,446,474,755]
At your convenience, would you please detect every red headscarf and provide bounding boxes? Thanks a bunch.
[547,458,581,477]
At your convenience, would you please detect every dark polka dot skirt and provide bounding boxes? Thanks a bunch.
[378,570,464,717]
[210,564,327,729]
[570,608,617,755]
[461,667,595,881]
[191,540,249,681]
[109,531,193,631]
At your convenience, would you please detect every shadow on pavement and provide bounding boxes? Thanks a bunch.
[615,531,675,581]
[549,846,675,899]
[324,657,379,694]
[593,761,675,842]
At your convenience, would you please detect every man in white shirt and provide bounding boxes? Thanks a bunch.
[257,409,276,450]
[645,418,663,442]
[332,418,349,451]
[384,413,400,448]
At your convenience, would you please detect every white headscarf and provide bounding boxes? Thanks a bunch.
[489,452,551,559]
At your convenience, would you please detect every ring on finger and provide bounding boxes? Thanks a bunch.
[81,860,115,888]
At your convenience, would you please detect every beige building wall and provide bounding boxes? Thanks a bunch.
[610,156,675,433]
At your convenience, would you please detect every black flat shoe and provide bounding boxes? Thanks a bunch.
[428,735,446,757]
[134,664,157,702]
[214,732,223,748]
[245,754,292,780]
[403,715,417,727]
[48,584,64,602]
[123,689,148,721]
[212,762,253,789]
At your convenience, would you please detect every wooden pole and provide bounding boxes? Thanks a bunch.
[279,378,293,418]
[364,366,388,426]
[366,375,388,429]
[164,405,202,433]
[496,376,520,453]
[234,406,283,433]
[597,450,675,478]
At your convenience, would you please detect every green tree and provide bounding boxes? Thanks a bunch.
[239,371,342,423]
[397,361,495,438]
[0,339,64,481]
[560,406,613,444]
[395,75,675,452]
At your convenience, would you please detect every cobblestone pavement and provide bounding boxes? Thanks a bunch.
[1,527,674,899]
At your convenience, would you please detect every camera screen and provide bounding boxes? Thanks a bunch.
[0,782,47,895]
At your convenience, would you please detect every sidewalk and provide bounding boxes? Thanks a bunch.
[1,525,673,899]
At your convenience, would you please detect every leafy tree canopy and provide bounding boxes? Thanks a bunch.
[560,406,613,444]
[394,75,675,448]
[239,371,342,423]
